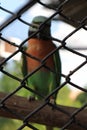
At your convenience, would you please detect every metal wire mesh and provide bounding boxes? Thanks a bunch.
[0,0,87,130]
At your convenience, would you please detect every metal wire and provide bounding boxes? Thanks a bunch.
[0,0,87,130]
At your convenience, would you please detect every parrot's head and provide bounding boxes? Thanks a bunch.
[28,16,51,40]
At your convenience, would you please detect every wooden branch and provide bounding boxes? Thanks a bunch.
[0,92,87,130]
[48,0,87,27]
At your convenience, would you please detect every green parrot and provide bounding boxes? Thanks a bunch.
[22,16,61,130]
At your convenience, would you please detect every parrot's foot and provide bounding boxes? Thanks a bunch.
[49,98,56,110]
[28,96,35,101]
[49,98,55,105]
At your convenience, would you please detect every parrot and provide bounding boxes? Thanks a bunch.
[22,16,61,130]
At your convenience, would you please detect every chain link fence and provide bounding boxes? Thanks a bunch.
[0,0,87,130]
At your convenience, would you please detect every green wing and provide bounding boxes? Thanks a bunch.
[54,50,61,86]
[52,49,61,99]
[21,46,36,98]
[21,46,28,78]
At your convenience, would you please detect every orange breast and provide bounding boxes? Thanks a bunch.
[26,39,56,72]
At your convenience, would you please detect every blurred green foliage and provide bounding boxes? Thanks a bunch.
[76,91,87,105]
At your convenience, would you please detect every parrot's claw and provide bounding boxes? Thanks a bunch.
[28,96,35,101]
[49,98,56,110]
[49,98,55,105]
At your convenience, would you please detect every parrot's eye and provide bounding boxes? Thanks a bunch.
[34,21,50,27]
[32,22,50,32]
[32,23,39,29]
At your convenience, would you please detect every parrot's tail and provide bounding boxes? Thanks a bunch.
[46,126,53,130]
